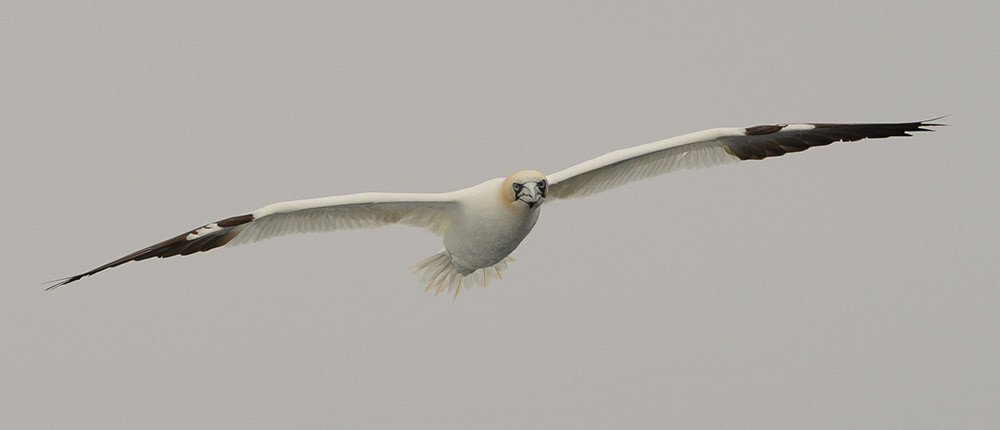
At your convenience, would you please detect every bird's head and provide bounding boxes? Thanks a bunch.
[503,170,547,209]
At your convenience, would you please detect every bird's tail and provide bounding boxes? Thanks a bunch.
[411,249,514,299]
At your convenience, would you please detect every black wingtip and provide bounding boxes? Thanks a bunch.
[42,213,253,292]
[43,275,83,291]
[921,115,951,128]
[904,117,948,134]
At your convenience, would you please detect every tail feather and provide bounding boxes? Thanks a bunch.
[411,249,513,298]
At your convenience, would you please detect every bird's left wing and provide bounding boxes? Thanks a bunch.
[47,192,457,289]
[546,120,942,200]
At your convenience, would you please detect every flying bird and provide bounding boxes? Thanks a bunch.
[49,119,942,296]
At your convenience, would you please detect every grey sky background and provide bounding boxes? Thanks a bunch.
[3,1,998,428]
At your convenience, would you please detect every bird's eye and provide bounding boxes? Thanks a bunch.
[538,181,546,189]
[512,183,522,193]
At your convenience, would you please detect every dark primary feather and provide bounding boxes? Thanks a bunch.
[46,214,253,290]
[724,119,944,160]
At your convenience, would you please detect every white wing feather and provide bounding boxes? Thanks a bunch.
[230,192,457,246]
[546,127,743,199]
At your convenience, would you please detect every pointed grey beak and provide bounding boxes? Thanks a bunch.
[516,182,543,208]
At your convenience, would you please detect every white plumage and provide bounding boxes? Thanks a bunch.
[49,119,941,295]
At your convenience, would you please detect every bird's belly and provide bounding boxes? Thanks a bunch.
[443,208,539,274]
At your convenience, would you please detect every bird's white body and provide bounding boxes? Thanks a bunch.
[442,178,540,274]
[49,119,941,295]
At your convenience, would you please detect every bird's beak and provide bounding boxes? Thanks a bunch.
[517,183,544,208]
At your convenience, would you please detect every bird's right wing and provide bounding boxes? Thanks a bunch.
[48,192,458,289]
[546,120,942,200]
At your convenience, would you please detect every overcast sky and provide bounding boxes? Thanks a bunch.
[2,1,998,428]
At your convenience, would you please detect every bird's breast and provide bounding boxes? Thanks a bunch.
[443,183,540,274]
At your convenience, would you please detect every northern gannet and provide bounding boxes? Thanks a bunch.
[49,119,942,296]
